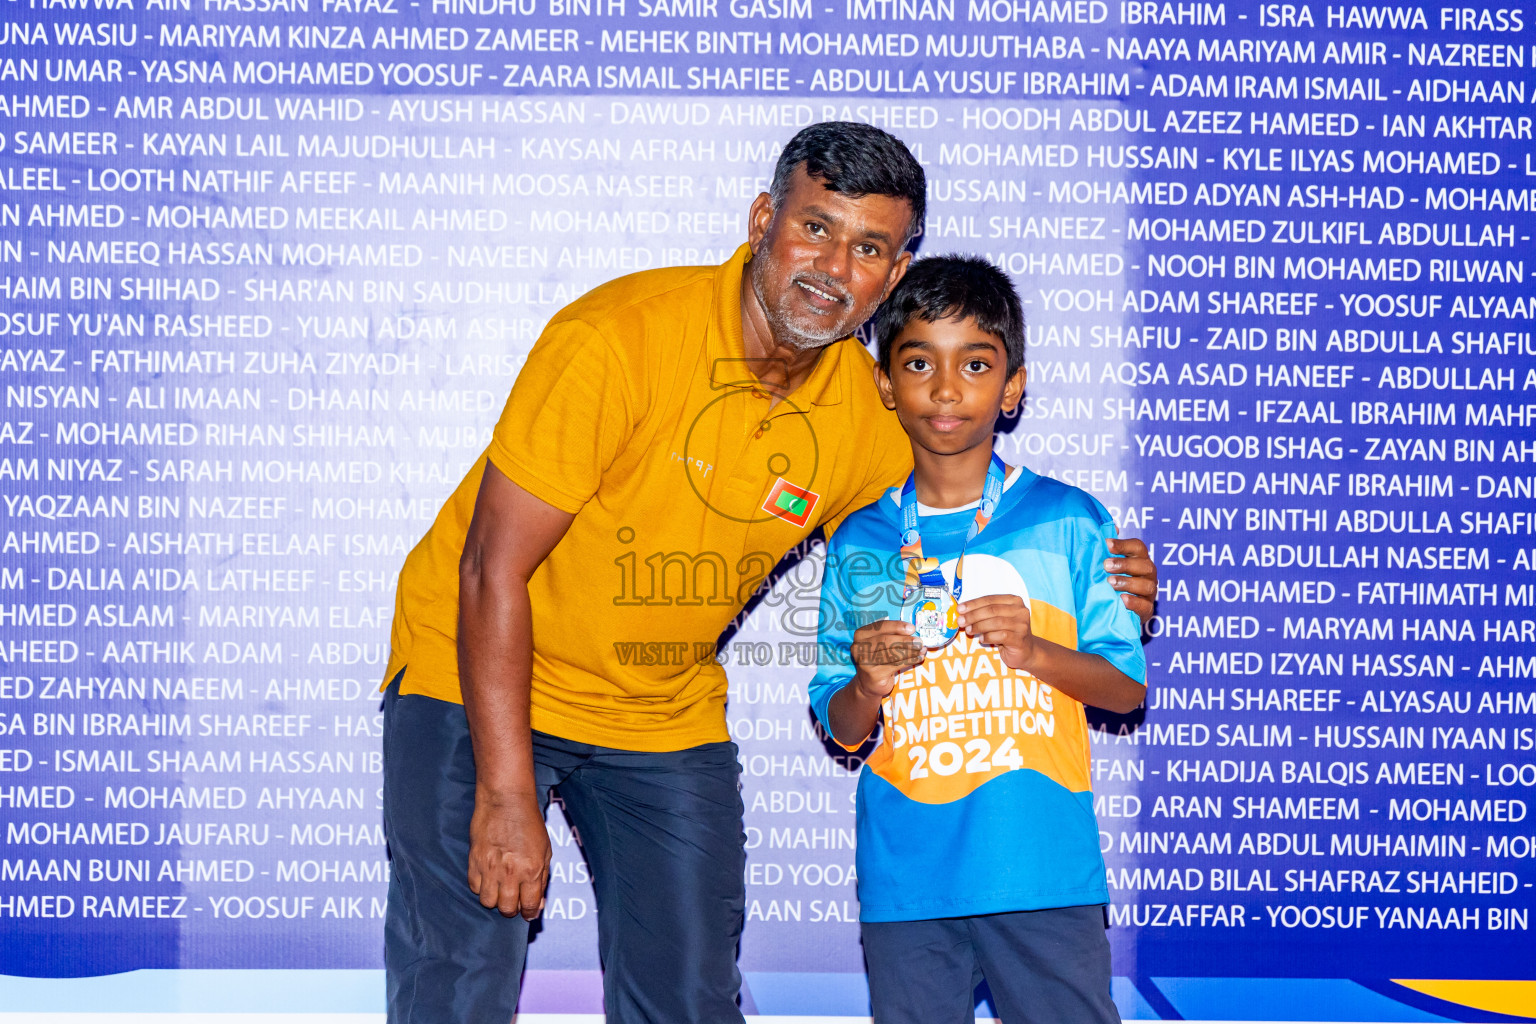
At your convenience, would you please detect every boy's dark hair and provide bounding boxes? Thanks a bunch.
[770,122,926,242]
[875,255,1026,375]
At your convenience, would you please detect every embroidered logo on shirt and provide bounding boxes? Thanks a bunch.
[761,478,819,527]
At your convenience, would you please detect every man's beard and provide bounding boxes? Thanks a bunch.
[749,247,870,352]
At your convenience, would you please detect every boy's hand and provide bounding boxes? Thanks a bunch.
[1105,536,1157,625]
[850,619,923,700]
[957,595,1037,673]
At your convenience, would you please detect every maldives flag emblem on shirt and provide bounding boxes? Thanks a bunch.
[762,478,819,528]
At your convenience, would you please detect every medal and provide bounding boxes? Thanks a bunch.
[899,452,1007,650]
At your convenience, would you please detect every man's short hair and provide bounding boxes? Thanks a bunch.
[769,122,927,242]
[875,255,1026,375]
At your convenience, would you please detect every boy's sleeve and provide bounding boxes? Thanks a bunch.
[1071,499,1148,685]
[486,317,634,515]
[807,529,863,741]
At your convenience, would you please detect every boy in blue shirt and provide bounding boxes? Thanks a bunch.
[808,255,1147,1024]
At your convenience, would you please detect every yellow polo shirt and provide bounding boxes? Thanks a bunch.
[385,244,913,751]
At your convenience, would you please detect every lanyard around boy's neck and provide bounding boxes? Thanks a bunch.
[899,452,1007,648]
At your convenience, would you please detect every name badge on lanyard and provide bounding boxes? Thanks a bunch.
[899,453,1007,650]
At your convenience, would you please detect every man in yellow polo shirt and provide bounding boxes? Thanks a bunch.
[381,123,1159,1024]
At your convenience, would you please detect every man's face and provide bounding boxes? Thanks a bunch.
[746,165,914,351]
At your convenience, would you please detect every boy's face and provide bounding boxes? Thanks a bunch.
[874,315,1026,458]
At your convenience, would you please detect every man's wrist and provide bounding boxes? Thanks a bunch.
[474,782,541,809]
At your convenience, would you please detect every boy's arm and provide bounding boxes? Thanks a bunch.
[827,619,923,746]
[958,501,1147,713]
[808,535,922,749]
[957,596,1145,714]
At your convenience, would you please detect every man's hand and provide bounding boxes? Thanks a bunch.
[957,595,1037,673]
[850,619,923,701]
[1105,536,1157,625]
[467,789,551,921]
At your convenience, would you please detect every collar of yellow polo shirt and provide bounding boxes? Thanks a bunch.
[384,243,913,751]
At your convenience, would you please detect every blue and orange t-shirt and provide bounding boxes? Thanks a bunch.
[808,463,1146,922]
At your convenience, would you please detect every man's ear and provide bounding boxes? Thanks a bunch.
[1001,366,1027,415]
[873,361,898,411]
[746,191,775,255]
[879,249,913,303]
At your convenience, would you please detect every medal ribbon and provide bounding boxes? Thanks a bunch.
[899,451,1008,608]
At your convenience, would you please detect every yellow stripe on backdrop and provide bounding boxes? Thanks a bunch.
[1391,980,1536,1019]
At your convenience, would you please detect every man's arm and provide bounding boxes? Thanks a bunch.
[458,463,575,921]
[1105,536,1157,625]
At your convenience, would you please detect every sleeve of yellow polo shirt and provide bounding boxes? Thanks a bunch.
[486,317,634,515]
[822,408,912,539]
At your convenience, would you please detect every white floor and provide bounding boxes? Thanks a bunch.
[0,1018,1018,1024]
[0,1017,918,1023]
[0,1017,1427,1024]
